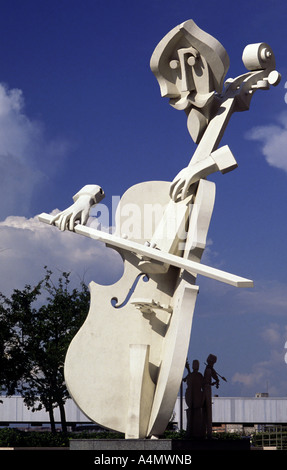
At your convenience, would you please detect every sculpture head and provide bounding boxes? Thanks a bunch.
[150,20,229,143]
[206,354,217,366]
[192,359,200,371]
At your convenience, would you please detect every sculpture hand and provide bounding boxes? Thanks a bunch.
[170,167,193,201]
[169,146,238,201]
[51,194,93,231]
[169,162,211,201]
[50,184,104,231]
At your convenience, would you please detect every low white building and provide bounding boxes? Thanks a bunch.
[0,396,89,427]
[1,394,287,432]
[174,395,287,432]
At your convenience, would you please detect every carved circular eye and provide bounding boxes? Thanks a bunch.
[187,55,196,66]
[169,59,179,69]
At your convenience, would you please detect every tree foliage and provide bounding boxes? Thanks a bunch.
[0,267,90,432]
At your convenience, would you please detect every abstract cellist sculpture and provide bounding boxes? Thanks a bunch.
[39,19,280,439]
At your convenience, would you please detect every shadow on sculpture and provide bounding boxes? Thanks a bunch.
[184,354,227,439]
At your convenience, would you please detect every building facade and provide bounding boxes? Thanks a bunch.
[1,395,287,434]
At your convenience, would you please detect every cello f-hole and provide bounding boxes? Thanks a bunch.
[111,273,149,309]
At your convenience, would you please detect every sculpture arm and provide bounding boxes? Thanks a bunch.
[211,371,220,388]
[50,184,105,231]
[170,145,238,201]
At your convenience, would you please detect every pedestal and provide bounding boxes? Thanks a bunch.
[69,438,250,451]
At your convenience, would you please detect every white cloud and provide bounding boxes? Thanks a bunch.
[246,112,287,172]
[232,368,266,389]
[231,322,287,396]
[232,348,287,396]
[197,274,287,318]
[234,280,287,316]
[260,323,282,345]
[0,83,70,219]
[0,212,123,296]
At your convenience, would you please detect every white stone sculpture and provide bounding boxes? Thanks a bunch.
[38,19,280,439]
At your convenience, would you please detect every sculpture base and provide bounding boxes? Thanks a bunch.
[69,438,250,451]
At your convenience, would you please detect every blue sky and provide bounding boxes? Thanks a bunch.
[0,0,286,399]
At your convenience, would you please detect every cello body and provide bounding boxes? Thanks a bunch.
[64,179,215,437]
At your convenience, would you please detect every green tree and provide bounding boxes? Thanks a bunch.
[0,268,90,432]
[0,302,15,400]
